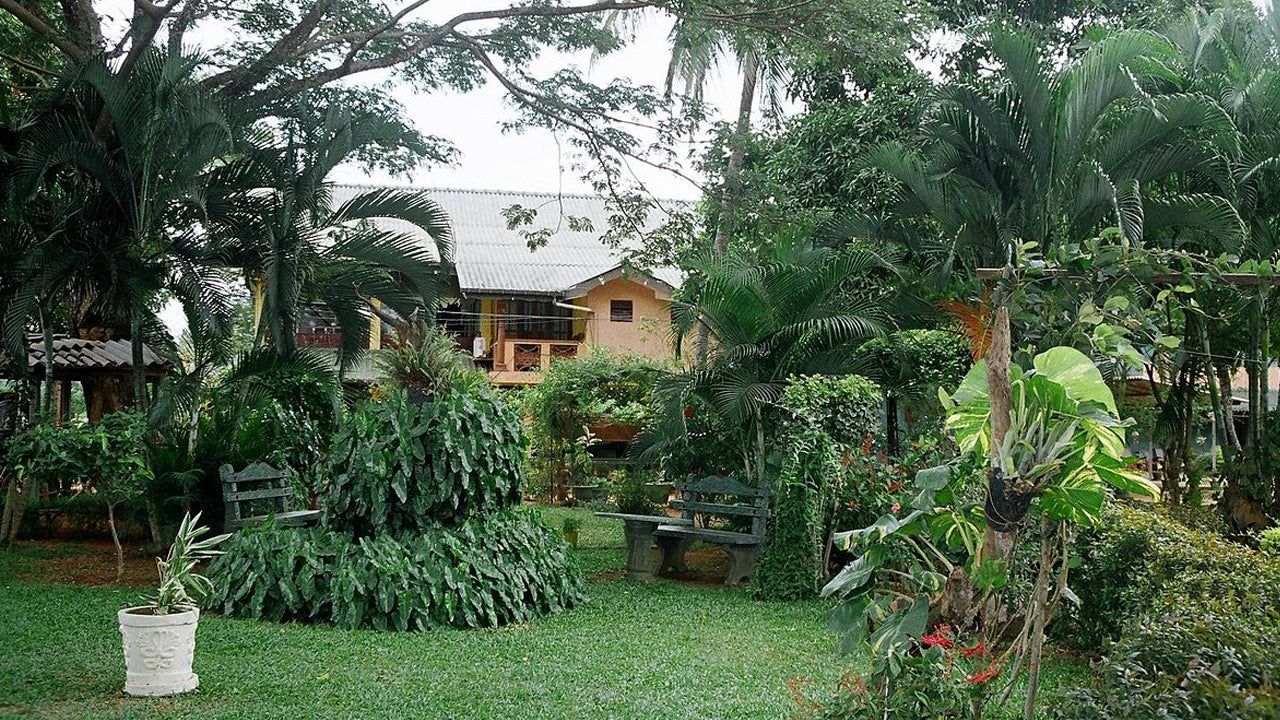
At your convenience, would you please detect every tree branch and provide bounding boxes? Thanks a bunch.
[0,1,88,61]
[217,0,655,99]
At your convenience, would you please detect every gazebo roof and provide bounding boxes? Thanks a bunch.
[11,335,169,379]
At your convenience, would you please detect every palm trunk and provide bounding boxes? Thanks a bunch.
[41,308,56,419]
[1022,516,1054,720]
[696,54,758,364]
[1219,364,1241,450]
[131,310,147,412]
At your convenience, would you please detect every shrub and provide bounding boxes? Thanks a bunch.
[1054,600,1280,720]
[1259,526,1280,554]
[207,508,584,631]
[610,468,658,516]
[323,388,525,536]
[1060,504,1280,650]
[777,374,881,449]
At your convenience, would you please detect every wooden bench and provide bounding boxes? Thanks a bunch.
[219,462,320,531]
[653,475,770,585]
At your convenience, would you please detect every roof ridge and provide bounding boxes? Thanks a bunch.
[329,182,623,202]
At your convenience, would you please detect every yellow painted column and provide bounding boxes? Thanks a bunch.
[369,299,383,350]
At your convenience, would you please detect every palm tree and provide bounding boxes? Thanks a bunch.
[861,25,1251,646]
[1162,5,1280,525]
[866,28,1242,278]
[209,102,455,371]
[13,47,236,416]
[640,233,904,484]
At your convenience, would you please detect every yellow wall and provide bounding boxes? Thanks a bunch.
[574,278,673,360]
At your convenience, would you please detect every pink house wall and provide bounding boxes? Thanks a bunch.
[574,278,673,360]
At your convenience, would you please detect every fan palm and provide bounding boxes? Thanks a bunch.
[208,102,455,371]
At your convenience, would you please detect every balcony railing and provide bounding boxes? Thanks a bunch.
[493,338,581,377]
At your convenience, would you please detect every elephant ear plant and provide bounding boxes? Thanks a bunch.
[118,512,230,697]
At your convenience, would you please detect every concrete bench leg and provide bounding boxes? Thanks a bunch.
[724,545,760,585]
[621,520,657,582]
[656,536,692,575]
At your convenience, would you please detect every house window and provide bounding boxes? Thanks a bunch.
[610,299,633,322]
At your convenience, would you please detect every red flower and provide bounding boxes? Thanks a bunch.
[891,502,902,513]
[921,625,953,649]
[886,480,903,492]
[961,642,986,658]
[683,407,695,418]
[966,663,1002,684]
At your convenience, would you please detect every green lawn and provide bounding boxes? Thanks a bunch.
[0,507,841,720]
[0,506,1090,720]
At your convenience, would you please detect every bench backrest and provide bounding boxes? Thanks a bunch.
[672,474,771,538]
[220,462,292,530]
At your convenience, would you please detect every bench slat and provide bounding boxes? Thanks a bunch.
[221,461,288,484]
[676,475,769,497]
[231,510,320,529]
[670,500,767,518]
[224,487,292,502]
[653,524,760,545]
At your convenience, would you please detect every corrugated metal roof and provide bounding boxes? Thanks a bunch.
[26,336,167,372]
[331,185,684,296]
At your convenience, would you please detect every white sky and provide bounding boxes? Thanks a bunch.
[303,3,741,201]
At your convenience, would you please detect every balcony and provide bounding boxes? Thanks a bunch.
[488,339,582,385]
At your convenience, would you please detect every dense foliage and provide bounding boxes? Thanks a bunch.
[323,389,526,536]
[208,509,584,631]
[752,374,882,600]
[1062,505,1280,650]
[751,424,836,601]
[776,374,883,448]
[1058,506,1280,720]
[521,352,662,500]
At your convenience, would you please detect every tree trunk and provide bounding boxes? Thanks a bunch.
[696,53,759,364]
[1203,325,1232,463]
[131,309,148,413]
[108,502,124,582]
[1218,364,1241,450]
[1022,517,1054,720]
[886,395,899,457]
[41,309,56,419]
[979,306,1017,642]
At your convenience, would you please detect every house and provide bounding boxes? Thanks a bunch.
[309,186,682,385]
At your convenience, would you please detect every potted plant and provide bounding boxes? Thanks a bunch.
[562,516,582,547]
[118,512,230,697]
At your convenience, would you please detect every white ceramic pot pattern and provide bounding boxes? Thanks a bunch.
[117,606,200,696]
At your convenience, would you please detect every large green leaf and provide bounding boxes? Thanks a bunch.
[1032,346,1117,414]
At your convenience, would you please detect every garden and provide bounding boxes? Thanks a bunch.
[5,2,1280,720]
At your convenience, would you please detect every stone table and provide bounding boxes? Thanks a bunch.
[594,512,692,581]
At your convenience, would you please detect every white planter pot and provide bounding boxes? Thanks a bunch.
[117,606,201,697]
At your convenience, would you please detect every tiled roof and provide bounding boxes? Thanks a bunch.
[26,336,167,372]
[330,185,684,296]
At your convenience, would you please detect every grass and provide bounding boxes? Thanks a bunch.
[0,507,840,720]
[0,506,1092,719]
